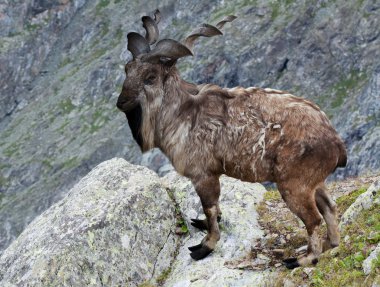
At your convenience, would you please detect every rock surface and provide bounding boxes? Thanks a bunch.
[339,179,380,229]
[0,159,379,286]
[0,158,178,286]
[162,172,270,287]
[363,243,380,276]
[0,159,274,287]
[1,0,379,254]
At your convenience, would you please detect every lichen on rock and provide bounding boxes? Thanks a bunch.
[0,158,178,287]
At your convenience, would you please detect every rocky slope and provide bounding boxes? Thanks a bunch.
[0,159,378,287]
[0,0,379,253]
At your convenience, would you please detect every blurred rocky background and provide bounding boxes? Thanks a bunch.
[0,0,379,257]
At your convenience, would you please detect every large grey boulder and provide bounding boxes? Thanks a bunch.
[0,158,178,287]
[162,173,271,287]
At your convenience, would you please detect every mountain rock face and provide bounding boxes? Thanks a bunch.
[0,0,379,252]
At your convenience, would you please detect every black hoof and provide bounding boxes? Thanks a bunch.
[189,244,213,260]
[283,257,300,269]
[188,243,202,252]
[190,218,208,230]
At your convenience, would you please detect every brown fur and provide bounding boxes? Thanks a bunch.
[117,55,346,266]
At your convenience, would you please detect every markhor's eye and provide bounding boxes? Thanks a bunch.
[144,75,156,85]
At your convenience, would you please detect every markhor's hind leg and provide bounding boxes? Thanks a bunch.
[278,183,323,269]
[188,176,221,260]
[315,184,340,251]
[191,203,222,230]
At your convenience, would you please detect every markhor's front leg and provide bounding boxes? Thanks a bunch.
[188,176,221,260]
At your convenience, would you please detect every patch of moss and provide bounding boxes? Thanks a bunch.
[271,185,379,286]
[156,267,172,286]
[263,189,282,201]
[269,1,281,20]
[0,174,9,190]
[356,0,365,8]
[59,57,72,68]
[311,199,380,286]
[114,26,123,43]
[58,99,76,114]
[336,186,368,214]
[210,0,257,22]
[41,158,53,170]
[3,143,20,157]
[95,0,110,15]
[90,47,108,61]
[80,109,110,134]
[100,22,109,38]
[285,0,295,5]
[178,218,188,233]
[59,66,80,82]
[330,70,368,109]
[25,23,41,32]
[63,156,79,170]
[166,188,189,236]
[56,119,70,133]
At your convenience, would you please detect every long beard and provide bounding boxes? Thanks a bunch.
[125,104,143,150]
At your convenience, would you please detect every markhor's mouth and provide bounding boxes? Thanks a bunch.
[116,99,138,113]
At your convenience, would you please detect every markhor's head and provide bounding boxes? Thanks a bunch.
[116,9,236,114]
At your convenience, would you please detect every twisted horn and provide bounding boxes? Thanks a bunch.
[142,15,159,45]
[141,39,193,63]
[215,15,237,29]
[127,32,150,58]
[154,9,161,24]
[184,23,223,52]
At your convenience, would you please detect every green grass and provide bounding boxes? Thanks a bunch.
[311,200,379,286]
[59,57,72,68]
[0,174,8,189]
[269,185,380,286]
[90,47,108,61]
[59,66,80,82]
[156,267,172,286]
[80,109,110,134]
[269,1,281,20]
[263,189,282,201]
[95,0,110,14]
[115,26,123,42]
[3,143,20,157]
[336,186,368,213]
[25,23,41,32]
[330,70,368,108]
[100,22,109,38]
[209,0,257,22]
[41,158,53,170]
[58,99,76,114]
[63,156,79,170]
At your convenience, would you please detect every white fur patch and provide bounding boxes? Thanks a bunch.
[264,88,284,93]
